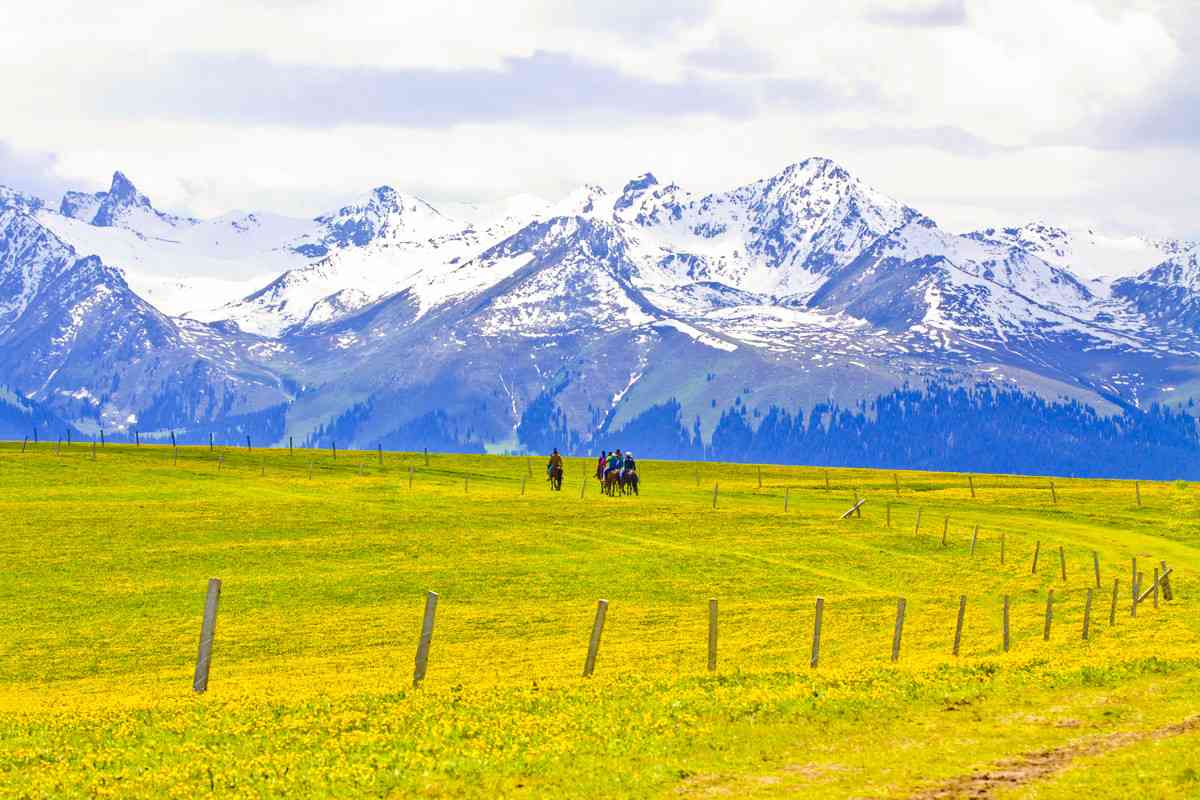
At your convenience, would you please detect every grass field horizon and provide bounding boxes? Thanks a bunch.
[1,442,1197,798]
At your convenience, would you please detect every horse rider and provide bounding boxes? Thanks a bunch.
[547,447,564,477]
[622,451,636,478]
[596,450,607,480]
[605,449,621,478]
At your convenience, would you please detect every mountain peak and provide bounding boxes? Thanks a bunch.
[108,171,139,200]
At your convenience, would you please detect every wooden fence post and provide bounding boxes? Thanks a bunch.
[583,600,608,677]
[171,430,176,449]
[970,525,979,556]
[246,435,252,452]
[92,441,96,460]
[332,442,337,460]
[192,578,222,693]
[1002,596,1011,652]
[424,448,429,467]
[757,465,762,489]
[891,598,906,662]
[953,595,966,656]
[21,436,27,453]
[409,466,414,489]
[289,436,293,456]
[1109,578,1119,625]
[209,432,213,451]
[894,473,901,496]
[1160,560,1173,601]
[135,430,140,447]
[521,477,527,496]
[1153,567,1160,609]
[464,476,469,494]
[914,509,921,535]
[941,516,949,547]
[1093,551,1101,589]
[853,488,861,518]
[968,475,975,498]
[527,457,532,477]
[413,591,439,688]
[580,479,587,499]
[784,487,790,512]
[1059,546,1067,583]
[378,444,383,466]
[712,482,718,510]
[1049,480,1057,505]
[1131,558,1137,602]
[1082,589,1093,640]
[811,597,824,668]
[1032,540,1041,574]
[886,503,891,528]
[100,429,105,447]
[1135,480,1141,507]
[708,598,718,672]
[1132,572,1142,617]
[1043,589,1054,641]
[824,470,830,491]
[307,461,313,479]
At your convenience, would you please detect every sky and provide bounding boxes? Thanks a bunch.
[1,0,1197,238]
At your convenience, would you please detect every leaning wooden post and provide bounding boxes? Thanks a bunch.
[1031,540,1041,574]
[1043,589,1054,641]
[21,436,27,454]
[192,578,222,693]
[708,598,718,672]
[970,525,979,556]
[941,516,949,547]
[824,469,830,491]
[526,457,532,477]
[246,435,252,452]
[784,487,790,512]
[1134,480,1141,507]
[171,430,176,449]
[100,429,105,447]
[953,595,966,656]
[712,482,718,510]
[520,477,527,496]
[1082,589,1093,640]
[1109,578,1119,625]
[968,475,975,498]
[1160,560,1173,601]
[891,598,906,662]
[1002,596,1011,652]
[408,466,414,489]
[1059,545,1067,583]
[1049,480,1057,505]
[1153,567,1160,609]
[332,441,337,460]
[580,479,587,499]
[913,508,921,535]
[412,591,439,688]
[853,488,861,518]
[1093,551,1101,589]
[810,597,824,668]
[583,599,608,677]
[91,440,96,460]
[893,473,901,496]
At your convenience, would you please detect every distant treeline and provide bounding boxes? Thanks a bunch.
[523,384,1200,480]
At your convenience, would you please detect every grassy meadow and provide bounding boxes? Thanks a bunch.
[0,441,1197,798]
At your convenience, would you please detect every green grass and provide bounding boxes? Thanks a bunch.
[0,442,1196,798]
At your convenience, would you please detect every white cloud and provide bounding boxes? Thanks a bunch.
[1,0,1196,239]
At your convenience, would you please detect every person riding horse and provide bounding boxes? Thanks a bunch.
[546,448,564,491]
[620,451,639,495]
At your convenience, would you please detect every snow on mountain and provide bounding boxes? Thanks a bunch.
[966,222,1194,282]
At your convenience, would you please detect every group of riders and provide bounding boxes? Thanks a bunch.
[544,448,639,496]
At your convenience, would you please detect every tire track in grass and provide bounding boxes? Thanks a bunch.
[906,715,1200,799]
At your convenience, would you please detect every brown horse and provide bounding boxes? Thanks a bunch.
[602,469,621,496]
[620,469,639,496]
[548,465,564,491]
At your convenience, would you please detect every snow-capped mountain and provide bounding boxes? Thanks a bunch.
[2,157,1198,454]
